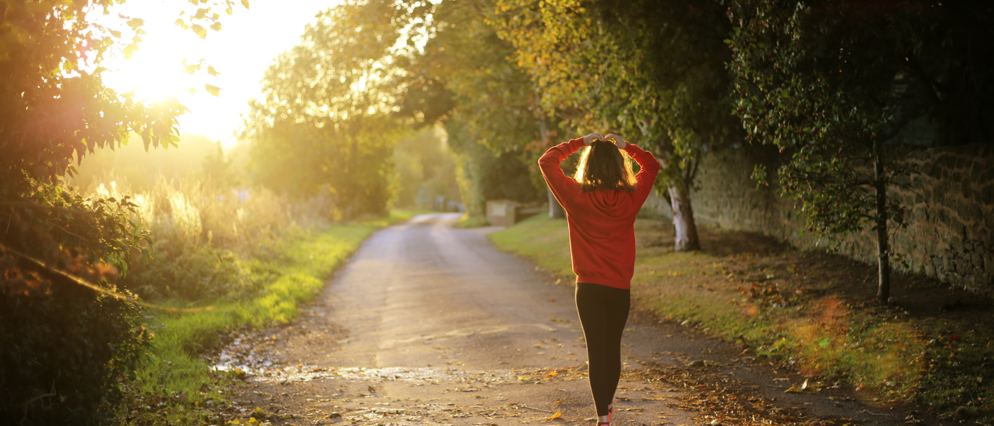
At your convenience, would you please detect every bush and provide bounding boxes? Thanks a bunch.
[0,280,151,425]
[83,176,321,303]
[126,245,263,302]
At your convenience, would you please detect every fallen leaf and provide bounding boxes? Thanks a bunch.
[785,379,820,394]
[544,410,562,420]
[250,407,271,419]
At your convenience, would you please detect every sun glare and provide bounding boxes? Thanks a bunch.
[105,41,190,103]
[92,2,211,104]
[80,0,341,149]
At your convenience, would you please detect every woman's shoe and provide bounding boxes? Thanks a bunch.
[597,405,614,425]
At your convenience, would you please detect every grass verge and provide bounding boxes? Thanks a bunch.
[451,213,491,229]
[117,211,417,425]
[489,215,994,423]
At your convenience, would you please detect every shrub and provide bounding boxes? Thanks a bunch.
[0,280,151,425]
[84,176,323,303]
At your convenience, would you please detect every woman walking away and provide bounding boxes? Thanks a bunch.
[538,132,660,425]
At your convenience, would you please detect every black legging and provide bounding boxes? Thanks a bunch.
[575,282,631,417]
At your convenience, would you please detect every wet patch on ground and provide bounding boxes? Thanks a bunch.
[208,323,862,426]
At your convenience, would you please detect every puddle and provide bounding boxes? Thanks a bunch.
[242,364,514,385]
[210,333,516,385]
[342,404,453,425]
[209,330,574,386]
[209,332,280,373]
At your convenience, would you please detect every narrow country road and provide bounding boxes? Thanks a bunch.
[217,213,929,426]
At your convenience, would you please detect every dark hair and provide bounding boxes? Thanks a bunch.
[573,140,637,192]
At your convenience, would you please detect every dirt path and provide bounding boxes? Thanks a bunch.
[213,213,937,426]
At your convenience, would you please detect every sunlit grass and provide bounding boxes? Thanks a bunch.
[490,215,993,421]
[488,215,572,278]
[451,213,490,229]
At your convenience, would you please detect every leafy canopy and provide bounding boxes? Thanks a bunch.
[490,0,739,187]
[243,0,419,218]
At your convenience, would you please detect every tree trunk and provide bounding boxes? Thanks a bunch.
[873,138,891,303]
[668,183,701,251]
[548,187,566,218]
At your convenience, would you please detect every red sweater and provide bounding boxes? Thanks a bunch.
[538,138,660,289]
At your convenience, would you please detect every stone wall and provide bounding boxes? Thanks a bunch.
[647,143,994,295]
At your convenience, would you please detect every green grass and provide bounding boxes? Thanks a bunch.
[487,215,572,276]
[451,214,491,229]
[120,211,416,424]
[490,215,994,422]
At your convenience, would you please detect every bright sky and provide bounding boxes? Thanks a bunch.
[101,0,339,150]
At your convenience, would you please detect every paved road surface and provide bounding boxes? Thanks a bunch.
[217,213,929,426]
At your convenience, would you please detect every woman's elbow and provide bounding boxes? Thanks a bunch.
[538,156,558,167]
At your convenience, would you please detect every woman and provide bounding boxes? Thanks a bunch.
[538,132,660,425]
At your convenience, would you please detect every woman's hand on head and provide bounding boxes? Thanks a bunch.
[605,133,627,149]
[582,132,604,145]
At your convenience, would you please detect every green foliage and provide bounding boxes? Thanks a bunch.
[397,0,549,217]
[490,0,738,190]
[75,174,316,303]
[444,117,544,217]
[1,281,152,425]
[480,151,544,202]
[728,0,907,236]
[0,180,154,424]
[727,0,994,233]
[403,0,543,152]
[71,133,237,191]
[0,0,244,422]
[391,128,461,210]
[243,0,414,219]
[486,0,739,249]
[724,0,994,298]
[128,245,261,302]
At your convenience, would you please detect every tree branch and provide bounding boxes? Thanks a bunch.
[0,243,212,313]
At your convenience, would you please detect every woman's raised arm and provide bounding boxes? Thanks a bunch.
[538,133,601,211]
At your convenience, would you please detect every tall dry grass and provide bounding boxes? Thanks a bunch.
[87,174,334,302]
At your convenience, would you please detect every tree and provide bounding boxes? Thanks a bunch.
[391,128,460,210]
[726,0,994,302]
[243,0,409,219]
[490,0,739,250]
[397,0,550,218]
[0,0,242,422]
